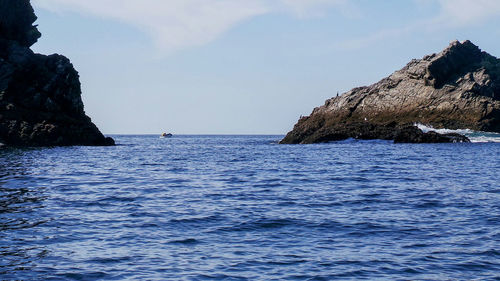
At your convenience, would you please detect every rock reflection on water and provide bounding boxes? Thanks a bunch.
[0,149,49,277]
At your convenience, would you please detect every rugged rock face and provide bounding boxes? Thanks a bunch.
[0,0,114,146]
[281,40,500,144]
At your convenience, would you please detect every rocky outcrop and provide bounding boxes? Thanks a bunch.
[290,122,470,144]
[0,0,41,47]
[281,40,500,144]
[0,0,114,146]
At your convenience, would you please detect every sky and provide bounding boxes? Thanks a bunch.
[30,0,500,135]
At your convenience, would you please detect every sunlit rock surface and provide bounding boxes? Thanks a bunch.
[281,40,499,144]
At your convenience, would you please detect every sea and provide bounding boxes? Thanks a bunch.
[1,132,500,280]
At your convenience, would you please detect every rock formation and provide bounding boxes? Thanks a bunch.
[281,40,500,144]
[0,0,114,146]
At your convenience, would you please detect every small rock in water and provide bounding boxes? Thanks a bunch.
[394,126,470,143]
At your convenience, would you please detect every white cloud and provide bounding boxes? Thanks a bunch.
[33,0,268,53]
[32,0,353,54]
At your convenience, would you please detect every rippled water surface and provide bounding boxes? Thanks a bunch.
[1,135,500,280]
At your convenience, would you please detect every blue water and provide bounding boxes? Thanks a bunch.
[1,135,500,280]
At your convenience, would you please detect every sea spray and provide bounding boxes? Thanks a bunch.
[415,123,500,143]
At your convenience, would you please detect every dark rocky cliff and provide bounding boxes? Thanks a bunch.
[281,40,500,144]
[0,0,114,146]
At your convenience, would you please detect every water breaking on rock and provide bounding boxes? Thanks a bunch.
[281,40,500,144]
[0,0,114,146]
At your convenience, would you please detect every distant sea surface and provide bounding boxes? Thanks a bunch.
[1,134,500,280]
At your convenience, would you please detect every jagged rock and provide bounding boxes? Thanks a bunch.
[0,0,114,146]
[0,0,41,47]
[281,40,499,144]
[393,126,470,143]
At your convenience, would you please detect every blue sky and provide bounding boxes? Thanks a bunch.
[31,0,500,134]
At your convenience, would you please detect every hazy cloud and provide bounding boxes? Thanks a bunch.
[436,0,500,26]
[338,0,500,50]
[33,0,352,54]
[278,0,359,18]
[32,0,500,53]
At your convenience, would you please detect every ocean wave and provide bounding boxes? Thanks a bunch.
[3,135,500,280]
[415,124,500,143]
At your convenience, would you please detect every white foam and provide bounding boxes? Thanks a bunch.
[468,130,500,143]
[415,123,500,143]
